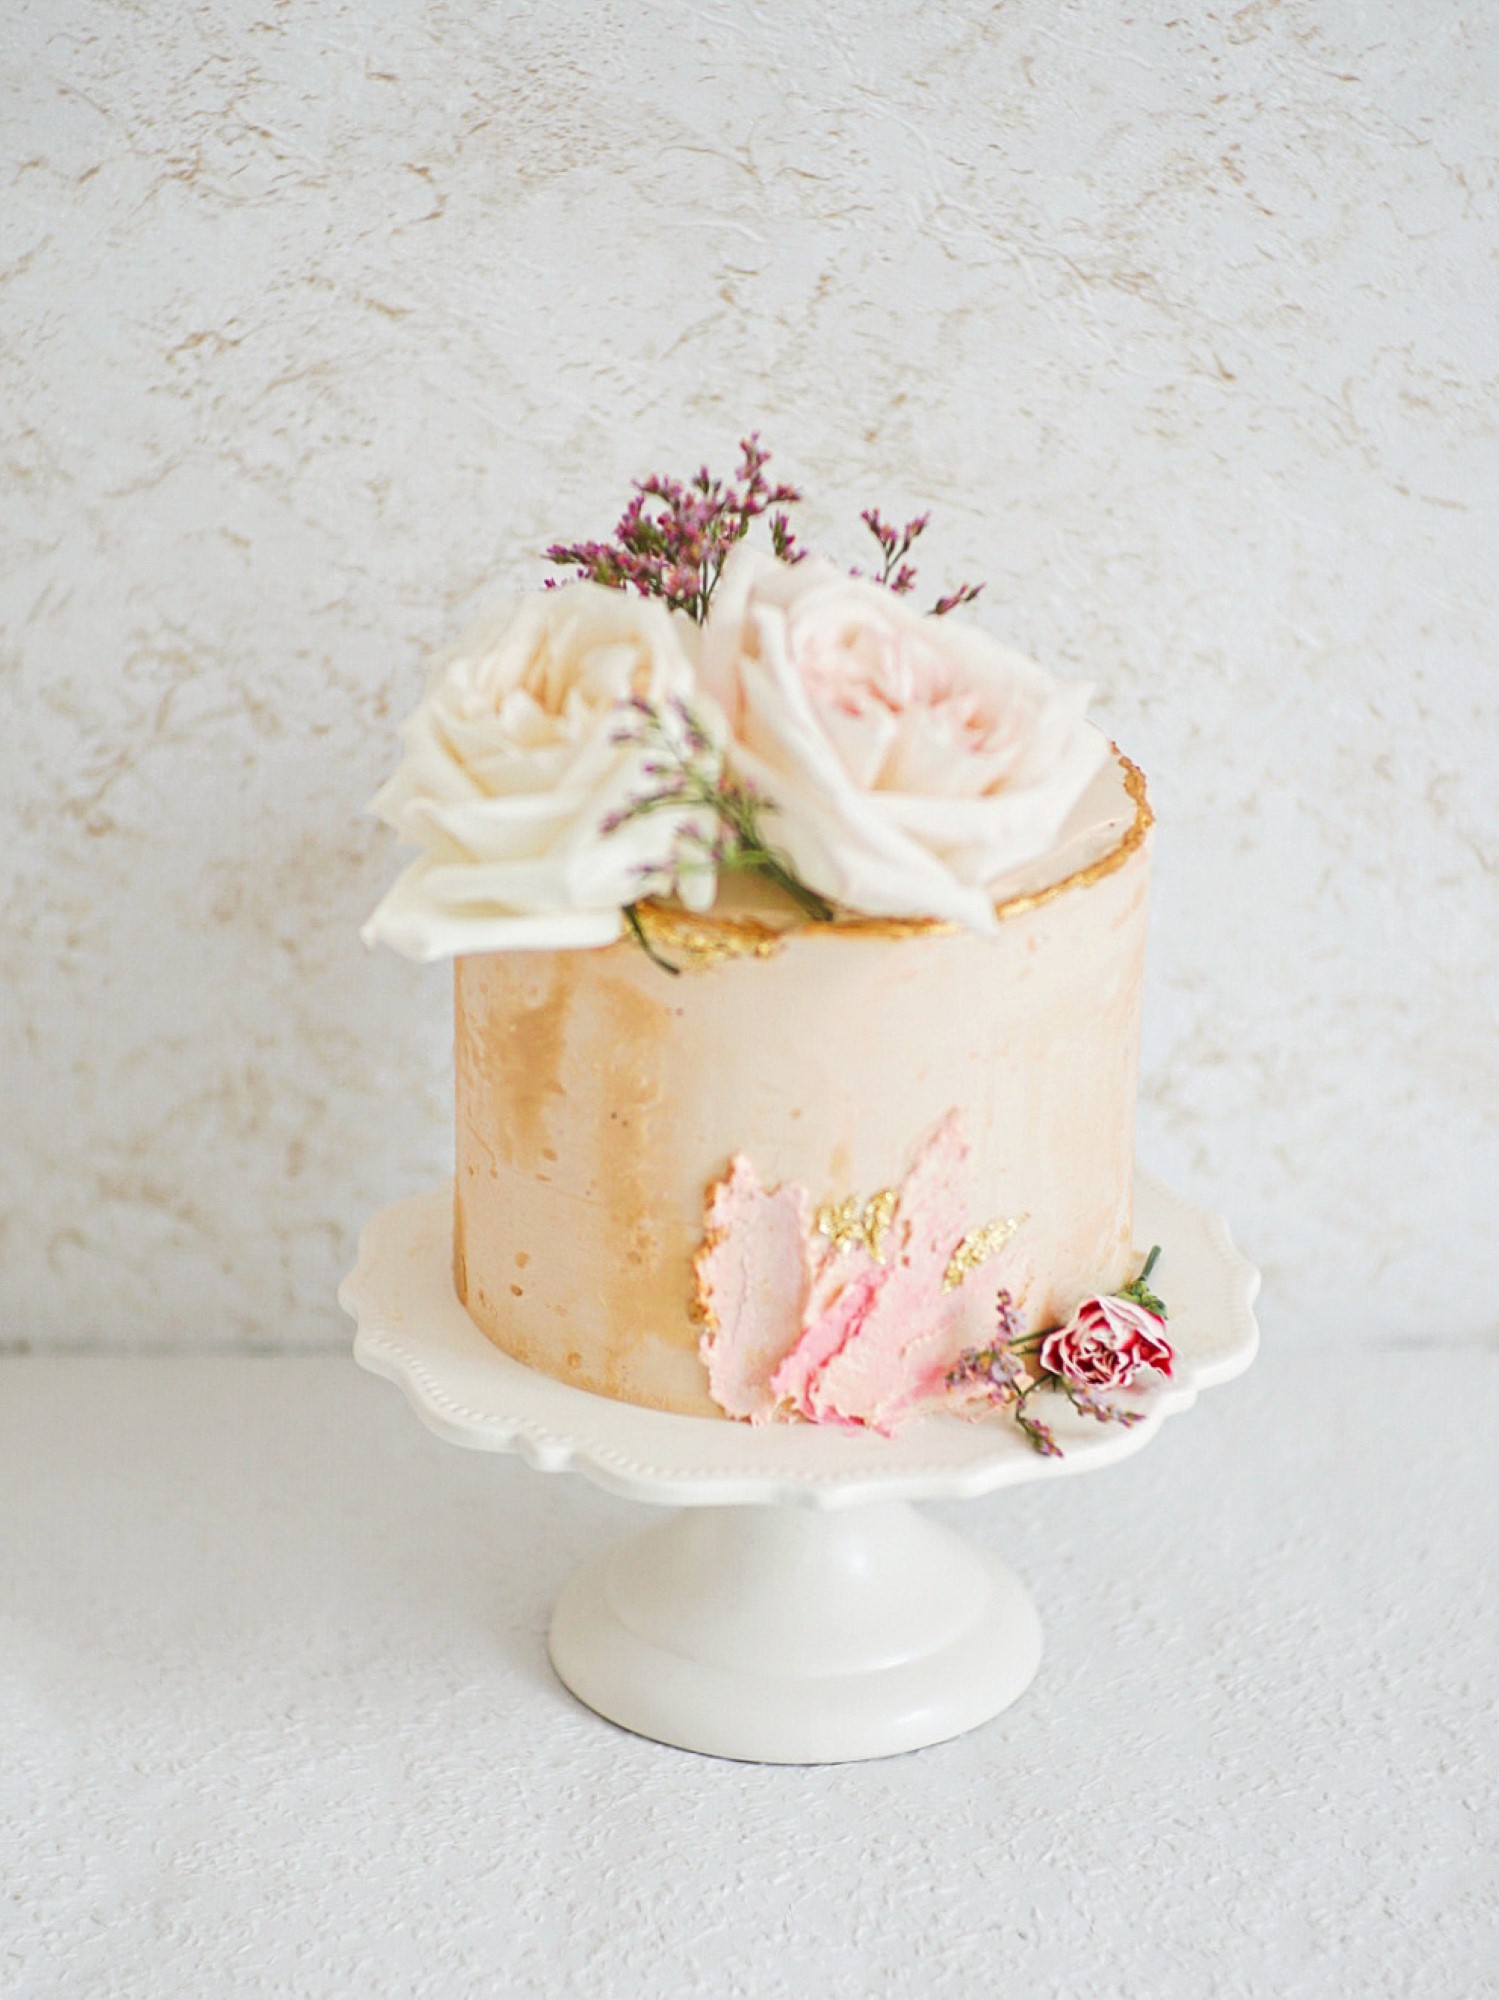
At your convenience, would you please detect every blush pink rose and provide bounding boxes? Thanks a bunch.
[700,546,1108,930]
[1037,1294,1173,1391]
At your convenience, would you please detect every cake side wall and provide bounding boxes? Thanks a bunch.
[454,835,1151,1419]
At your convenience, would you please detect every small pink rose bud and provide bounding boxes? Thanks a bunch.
[1037,1294,1174,1392]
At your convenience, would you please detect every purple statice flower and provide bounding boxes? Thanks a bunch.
[1067,1385,1145,1429]
[1016,1411,1063,1459]
[946,1289,1036,1408]
[548,439,984,624]
[993,1287,1024,1345]
[545,436,803,623]
[856,509,927,593]
[857,506,984,614]
[595,690,834,975]
[946,1341,1024,1409]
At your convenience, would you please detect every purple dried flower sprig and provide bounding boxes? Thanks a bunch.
[859,509,928,596]
[546,436,802,624]
[945,1290,1069,1457]
[546,437,985,622]
[858,509,984,617]
[1062,1385,1145,1428]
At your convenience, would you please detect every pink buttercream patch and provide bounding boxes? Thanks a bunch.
[797,1112,971,1431]
[695,1156,813,1422]
[698,1112,1007,1433]
[769,1260,883,1423]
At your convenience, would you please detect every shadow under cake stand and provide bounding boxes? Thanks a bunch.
[341,1172,1258,1765]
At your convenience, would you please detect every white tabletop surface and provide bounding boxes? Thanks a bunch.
[3,1348,1494,2000]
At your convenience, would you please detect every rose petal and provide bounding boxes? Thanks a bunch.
[364,583,719,960]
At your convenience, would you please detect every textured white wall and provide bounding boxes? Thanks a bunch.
[2,0,1495,1352]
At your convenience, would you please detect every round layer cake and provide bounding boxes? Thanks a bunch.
[453,746,1151,1419]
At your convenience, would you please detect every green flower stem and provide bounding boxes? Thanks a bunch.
[749,852,835,922]
[617,701,836,929]
[623,903,680,976]
[1118,1244,1166,1316]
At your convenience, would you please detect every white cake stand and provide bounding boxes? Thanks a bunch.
[340,1172,1258,1765]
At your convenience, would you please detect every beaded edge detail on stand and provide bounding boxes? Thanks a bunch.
[357,1325,1185,1485]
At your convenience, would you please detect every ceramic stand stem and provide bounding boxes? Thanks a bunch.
[547,1499,1043,1764]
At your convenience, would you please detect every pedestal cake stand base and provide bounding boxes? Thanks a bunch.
[341,1171,1257,1764]
[549,1500,1042,1764]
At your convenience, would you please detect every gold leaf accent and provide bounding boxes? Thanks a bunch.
[862,1186,899,1259]
[813,1196,860,1250]
[690,1162,733,1336]
[630,902,785,971]
[942,1213,1027,1291]
[814,1186,900,1261]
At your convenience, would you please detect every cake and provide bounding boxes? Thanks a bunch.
[365,442,1172,1451]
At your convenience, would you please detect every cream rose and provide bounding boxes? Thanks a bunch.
[362,584,721,961]
[701,548,1109,930]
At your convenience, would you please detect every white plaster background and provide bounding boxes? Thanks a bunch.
[2,0,1495,1353]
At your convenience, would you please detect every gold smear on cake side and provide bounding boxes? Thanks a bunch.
[633,747,1152,968]
[942,1214,1028,1291]
[690,1162,735,1343]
